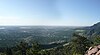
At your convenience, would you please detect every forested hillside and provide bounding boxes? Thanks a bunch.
[0,22,100,55]
[0,33,99,55]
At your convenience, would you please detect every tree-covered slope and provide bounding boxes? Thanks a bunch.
[85,22,100,36]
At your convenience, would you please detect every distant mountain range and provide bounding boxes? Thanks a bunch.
[86,22,100,36]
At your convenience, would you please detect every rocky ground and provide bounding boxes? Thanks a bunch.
[85,45,100,55]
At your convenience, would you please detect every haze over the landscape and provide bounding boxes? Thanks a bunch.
[0,0,100,26]
[0,0,100,55]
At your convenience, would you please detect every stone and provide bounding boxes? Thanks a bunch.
[96,50,100,55]
[85,45,100,55]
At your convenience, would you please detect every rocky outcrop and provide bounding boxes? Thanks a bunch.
[85,45,100,55]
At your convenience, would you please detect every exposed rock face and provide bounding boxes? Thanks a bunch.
[85,45,100,55]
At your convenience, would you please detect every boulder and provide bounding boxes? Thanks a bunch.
[85,45,100,55]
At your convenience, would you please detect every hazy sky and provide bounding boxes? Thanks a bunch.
[0,0,100,26]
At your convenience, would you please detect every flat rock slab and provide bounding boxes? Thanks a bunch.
[85,45,100,55]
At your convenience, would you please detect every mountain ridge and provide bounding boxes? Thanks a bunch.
[86,22,100,36]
